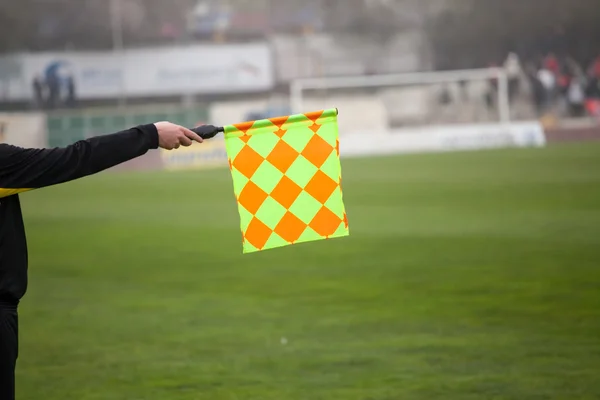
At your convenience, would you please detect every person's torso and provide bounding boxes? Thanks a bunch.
[538,70,555,89]
[568,81,585,103]
[0,194,28,304]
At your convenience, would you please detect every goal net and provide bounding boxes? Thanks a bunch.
[289,68,513,136]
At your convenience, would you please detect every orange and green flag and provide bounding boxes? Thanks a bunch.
[223,108,349,253]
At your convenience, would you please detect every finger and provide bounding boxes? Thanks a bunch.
[179,135,193,147]
[192,125,219,139]
[181,127,203,143]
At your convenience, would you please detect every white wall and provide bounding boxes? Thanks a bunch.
[0,112,47,148]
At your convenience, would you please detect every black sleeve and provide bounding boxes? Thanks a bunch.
[0,124,159,195]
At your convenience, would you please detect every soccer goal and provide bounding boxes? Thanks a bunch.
[289,68,512,134]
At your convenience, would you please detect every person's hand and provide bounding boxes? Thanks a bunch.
[154,121,203,150]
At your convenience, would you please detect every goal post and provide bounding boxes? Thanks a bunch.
[289,67,511,127]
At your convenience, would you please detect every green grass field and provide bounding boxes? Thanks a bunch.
[16,142,600,400]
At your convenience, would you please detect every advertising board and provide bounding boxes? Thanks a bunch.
[1,43,274,101]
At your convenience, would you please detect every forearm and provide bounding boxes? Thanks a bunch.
[0,124,158,196]
[59,124,159,176]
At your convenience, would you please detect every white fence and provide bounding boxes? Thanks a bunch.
[339,122,546,158]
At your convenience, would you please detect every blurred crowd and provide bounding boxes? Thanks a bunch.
[488,53,600,119]
[526,54,600,118]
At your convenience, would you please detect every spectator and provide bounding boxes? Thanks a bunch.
[46,73,60,109]
[66,76,77,108]
[543,53,560,75]
[584,77,600,118]
[525,63,545,116]
[537,66,556,113]
[588,56,600,79]
[484,62,499,110]
[586,76,600,98]
[556,68,571,97]
[567,76,586,117]
[566,57,585,80]
[504,52,521,101]
[31,75,45,110]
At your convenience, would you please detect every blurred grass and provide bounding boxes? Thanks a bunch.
[16,142,600,399]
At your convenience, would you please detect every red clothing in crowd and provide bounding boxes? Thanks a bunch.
[544,54,560,74]
[586,99,600,116]
[558,74,570,89]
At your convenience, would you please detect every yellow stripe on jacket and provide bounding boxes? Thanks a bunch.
[0,188,33,198]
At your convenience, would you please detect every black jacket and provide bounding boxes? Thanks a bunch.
[0,124,159,305]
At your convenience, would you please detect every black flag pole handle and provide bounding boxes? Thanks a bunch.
[189,125,224,140]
